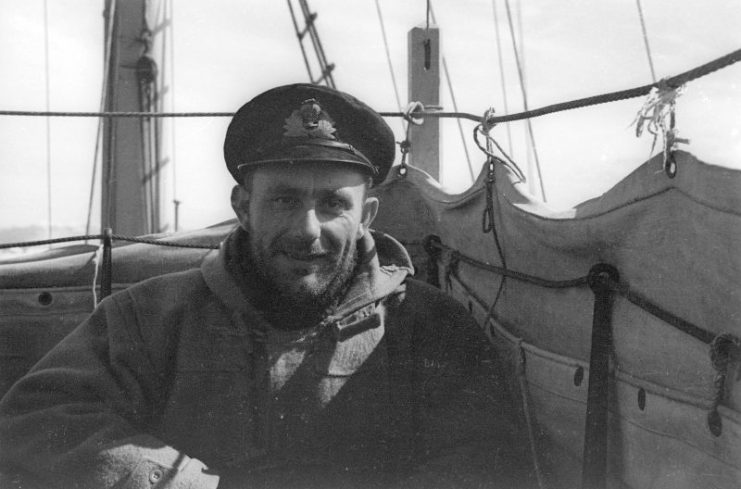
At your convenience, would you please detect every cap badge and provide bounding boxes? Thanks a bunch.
[283,98,337,140]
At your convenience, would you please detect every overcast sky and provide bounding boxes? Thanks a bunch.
[1,0,739,236]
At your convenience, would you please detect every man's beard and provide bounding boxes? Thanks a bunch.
[247,232,358,315]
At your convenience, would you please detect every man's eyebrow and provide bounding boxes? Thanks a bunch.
[262,183,301,194]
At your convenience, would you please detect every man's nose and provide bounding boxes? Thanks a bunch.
[292,207,322,241]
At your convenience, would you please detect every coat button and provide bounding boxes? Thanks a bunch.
[149,469,163,484]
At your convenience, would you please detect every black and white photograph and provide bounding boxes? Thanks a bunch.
[1,1,739,488]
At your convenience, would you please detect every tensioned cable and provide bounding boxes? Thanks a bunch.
[425,0,431,32]
[515,0,535,196]
[43,0,53,241]
[635,0,657,83]
[373,0,405,134]
[491,0,514,155]
[287,0,315,83]
[503,0,546,202]
[428,1,475,182]
[0,110,234,117]
[85,0,117,237]
[0,234,218,250]
[168,0,180,231]
[3,48,740,122]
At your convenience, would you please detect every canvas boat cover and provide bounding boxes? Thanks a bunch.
[371,150,741,489]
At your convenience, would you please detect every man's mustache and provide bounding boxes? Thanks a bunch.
[274,240,333,259]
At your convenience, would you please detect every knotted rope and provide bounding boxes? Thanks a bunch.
[632,80,689,175]
[708,333,741,436]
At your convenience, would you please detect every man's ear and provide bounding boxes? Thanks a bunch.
[231,185,250,230]
[357,196,379,239]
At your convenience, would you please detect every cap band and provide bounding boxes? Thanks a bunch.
[237,138,377,175]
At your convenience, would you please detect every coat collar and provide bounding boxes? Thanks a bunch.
[201,226,412,330]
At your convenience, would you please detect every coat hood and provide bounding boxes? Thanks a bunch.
[201,226,413,326]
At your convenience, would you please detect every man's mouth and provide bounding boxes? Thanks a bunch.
[280,250,329,262]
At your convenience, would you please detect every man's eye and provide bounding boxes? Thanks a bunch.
[322,198,347,211]
[273,197,299,209]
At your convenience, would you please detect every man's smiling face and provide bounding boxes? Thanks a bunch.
[232,162,378,307]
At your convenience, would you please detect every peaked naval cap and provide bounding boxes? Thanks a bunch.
[224,84,396,186]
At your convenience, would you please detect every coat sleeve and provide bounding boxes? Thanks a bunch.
[393,280,537,489]
[0,294,219,489]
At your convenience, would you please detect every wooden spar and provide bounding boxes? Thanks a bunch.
[101,0,162,236]
[407,24,440,180]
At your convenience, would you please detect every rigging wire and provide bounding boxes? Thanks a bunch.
[373,0,405,134]
[503,0,547,202]
[635,0,657,83]
[515,0,535,196]
[43,0,52,241]
[286,0,316,83]
[4,48,740,123]
[428,1,475,182]
[426,0,431,32]
[84,0,117,237]
[167,0,180,231]
[102,0,123,234]
[491,0,514,155]
[298,0,336,87]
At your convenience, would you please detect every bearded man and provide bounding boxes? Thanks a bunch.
[0,84,532,488]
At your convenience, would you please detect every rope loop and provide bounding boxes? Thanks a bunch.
[403,101,426,126]
[397,139,411,177]
[707,333,741,436]
[473,124,526,182]
[481,107,498,133]
[710,333,741,373]
[482,165,496,234]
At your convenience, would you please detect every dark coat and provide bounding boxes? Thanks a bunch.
[0,230,532,489]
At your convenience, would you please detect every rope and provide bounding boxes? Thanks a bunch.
[2,47,738,123]
[426,238,722,346]
[491,0,514,155]
[0,233,219,251]
[632,81,688,172]
[479,150,508,312]
[503,0,546,202]
[473,123,526,182]
[287,0,316,84]
[427,238,739,445]
[635,0,657,83]
[426,250,546,487]
[0,110,234,118]
[427,238,588,289]
[603,279,715,345]
[442,56,475,182]
[167,0,180,231]
[515,342,549,489]
[85,0,116,237]
[428,2,475,182]
[383,47,741,124]
[101,228,113,299]
[43,0,53,241]
[91,243,104,306]
[425,0,431,32]
[707,333,741,436]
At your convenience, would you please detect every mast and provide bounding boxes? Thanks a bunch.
[101,0,165,236]
[407,24,440,179]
